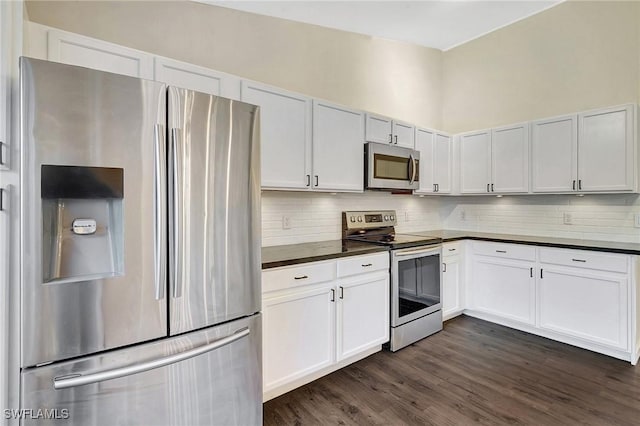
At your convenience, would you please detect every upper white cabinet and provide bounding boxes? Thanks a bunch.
[459,124,529,194]
[491,123,529,193]
[365,114,415,148]
[47,29,153,79]
[241,81,312,190]
[578,104,635,192]
[312,100,364,192]
[531,114,578,193]
[415,128,452,194]
[532,104,636,193]
[459,130,491,194]
[154,57,240,100]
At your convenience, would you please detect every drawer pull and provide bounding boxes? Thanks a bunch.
[361,263,373,267]
[294,275,309,280]
[571,259,586,263]
[495,250,507,253]
[448,248,456,252]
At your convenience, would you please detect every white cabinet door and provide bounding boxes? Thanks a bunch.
[531,115,577,193]
[263,285,335,392]
[337,273,389,361]
[392,120,415,148]
[442,255,461,320]
[312,100,364,192]
[459,130,491,194]
[365,113,392,144]
[415,128,435,194]
[538,266,628,350]
[471,257,535,325]
[434,133,452,193]
[47,29,153,79]
[578,104,635,192]
[491,123,529,193]
[154,57,240,100]
[241,81,311,190]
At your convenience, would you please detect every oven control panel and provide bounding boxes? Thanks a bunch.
[343,210,397,229]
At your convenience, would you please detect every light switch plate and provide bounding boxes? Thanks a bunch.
[563,213,573,225]
[282,215,292,229]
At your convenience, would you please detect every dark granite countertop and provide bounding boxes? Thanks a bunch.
[262,240,389,269]
[424,230,640,256]
[262,232,640,269]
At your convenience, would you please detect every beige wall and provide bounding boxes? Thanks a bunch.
[442,1,640,134]
[24,0,443,130]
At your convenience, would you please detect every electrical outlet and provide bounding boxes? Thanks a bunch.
[404,211,410,222]
[563,213,573,225]
[459,210,466,221]
[282,215,292,229]
[635,214,640,228]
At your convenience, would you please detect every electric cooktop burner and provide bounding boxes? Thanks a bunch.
[342,210,441,249]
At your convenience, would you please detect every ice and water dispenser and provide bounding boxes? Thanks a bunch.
[41,165,125,283]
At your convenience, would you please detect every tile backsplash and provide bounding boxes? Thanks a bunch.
[261,191,442,246]
[262,191,640,246]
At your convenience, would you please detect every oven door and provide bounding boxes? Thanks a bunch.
[366,142,419,190]
[391,245,442,327]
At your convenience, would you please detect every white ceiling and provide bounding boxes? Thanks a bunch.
[203,1,562,51]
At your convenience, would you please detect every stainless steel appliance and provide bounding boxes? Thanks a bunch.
[343,210,442,351]
[20,58,261,425]
[365,142,420,191]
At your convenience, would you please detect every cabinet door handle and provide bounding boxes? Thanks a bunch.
[442,263,447,273]
[339,286,344,299]
[491,183,494,192]
[433,184,436,192]
[306,174,310,187]
[294,275,308,280]
[0,187,5,211]
[0,141,5,166]
[540,269,544,279]
[530,267,533,278]
[389,133,393,144]
[571,258,586,263]
[487,183,490,192]
[394,135,398,145]
[448,248,456,252]
[314,175,319,187]
[361,263,373,267]
[495,250,507,253]
[572,180,576,190]
[436,183,439,192]
[578,180,582,190]
[330,289,335,302]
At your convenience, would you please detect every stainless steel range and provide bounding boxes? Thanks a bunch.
[343,210,443,351]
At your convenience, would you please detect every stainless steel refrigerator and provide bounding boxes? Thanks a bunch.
[19,58,262,425]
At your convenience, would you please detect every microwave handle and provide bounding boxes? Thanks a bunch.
[408,154,416,184]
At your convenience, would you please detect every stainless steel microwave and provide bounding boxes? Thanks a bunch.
[365,142,420,190]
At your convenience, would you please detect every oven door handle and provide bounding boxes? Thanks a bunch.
[395,246,441,257]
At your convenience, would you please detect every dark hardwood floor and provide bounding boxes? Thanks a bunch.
[263,315,640,425]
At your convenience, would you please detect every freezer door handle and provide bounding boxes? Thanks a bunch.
[153,124,167,300]
[170,128,183,299]
[53,327,251,390]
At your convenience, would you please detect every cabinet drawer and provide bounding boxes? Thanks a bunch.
[263,261,336,293]
[473,241,535,261]
[443,241,463,257]
[539,248,628,273]
[337,252,389,278]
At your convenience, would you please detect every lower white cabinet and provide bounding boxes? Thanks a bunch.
[262,284,335,392]
[471,257,536,325]
[442,243,463,320]
[262,253,389,400]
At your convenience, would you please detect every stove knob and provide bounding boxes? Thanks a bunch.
[350,216,356,223]
[390,215,395,221]
[384,215,389,221]
[357,216,363,222]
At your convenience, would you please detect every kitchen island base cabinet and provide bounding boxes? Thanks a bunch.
[262,253,390,401]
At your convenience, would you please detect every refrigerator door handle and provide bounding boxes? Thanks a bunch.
[53,327,251,390]
[153,124,167,300]
[170,127,183,299]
